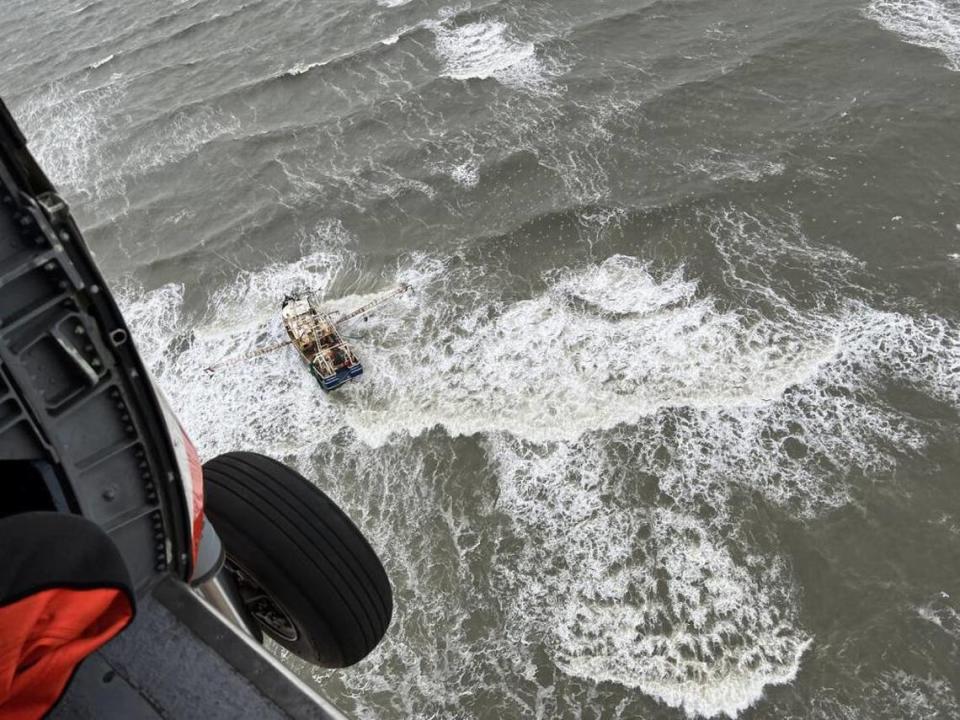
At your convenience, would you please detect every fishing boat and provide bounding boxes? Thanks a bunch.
[205,284,410,388]
[278,284,410,391]
[281,295,363,391]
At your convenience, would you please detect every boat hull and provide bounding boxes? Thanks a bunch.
[310,362,363,392]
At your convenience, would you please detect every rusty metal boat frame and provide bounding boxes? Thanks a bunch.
[204,285,409,387]
[278,284,410,391]
[280,295,363,391]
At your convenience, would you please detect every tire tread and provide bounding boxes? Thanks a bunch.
[203,452,391,665]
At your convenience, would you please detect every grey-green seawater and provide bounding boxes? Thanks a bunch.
[2,0,959,717]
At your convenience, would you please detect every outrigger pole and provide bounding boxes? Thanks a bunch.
[203,339,291,374]
[334,283,411,327]
[203,283,411,374]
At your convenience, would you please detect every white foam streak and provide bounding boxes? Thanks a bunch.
[12,82,122,197]
[124,106,242,174]
[866,0,960,71]
[916,593,960,640]
[89,53,115,69]
[13,82,242,191]
[284,60,326,77]
[685,153,786,183]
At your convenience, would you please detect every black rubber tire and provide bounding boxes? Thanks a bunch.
[202,452,392,667]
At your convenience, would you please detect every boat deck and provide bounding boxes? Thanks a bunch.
[281,296,362,391]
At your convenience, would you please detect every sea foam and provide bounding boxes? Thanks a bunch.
[431,18,552,91]
[12,81,122,197]
[114,208,960,718]
[866,0,960,71]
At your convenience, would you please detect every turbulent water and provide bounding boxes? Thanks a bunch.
[3,0,960,717]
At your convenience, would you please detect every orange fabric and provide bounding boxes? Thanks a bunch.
[0,587,133,719]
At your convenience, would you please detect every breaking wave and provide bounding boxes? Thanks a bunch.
[88,53,115,69]
[865,0,960,71]
[430,17,555,91]
[115,207,960,718]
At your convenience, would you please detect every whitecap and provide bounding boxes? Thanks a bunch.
[283,60,326,77]
[89,53,115,69]
[431,19,552,91]
[865,0,960,71]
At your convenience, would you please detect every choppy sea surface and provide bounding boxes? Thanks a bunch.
[3,0,960,717]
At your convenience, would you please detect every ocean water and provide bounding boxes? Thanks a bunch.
[2,0,960,717]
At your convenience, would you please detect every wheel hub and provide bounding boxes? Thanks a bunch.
[226,562,299,642]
